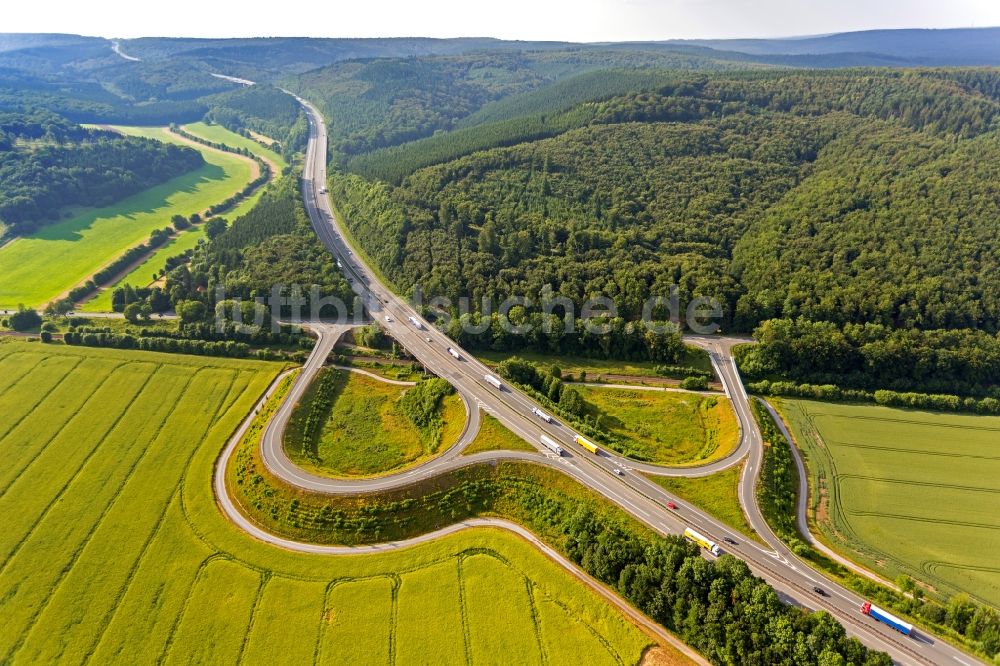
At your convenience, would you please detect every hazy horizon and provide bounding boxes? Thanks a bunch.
[4,0,1000,43]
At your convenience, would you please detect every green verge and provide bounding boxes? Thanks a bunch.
[0,127,253,309]
[647,466,758,541]
[752,398,1000,663]
[283,368,466,478]
[577,386,740,466]
[0,340,656,666]
[477,346,711,383]
[463,412,537,455]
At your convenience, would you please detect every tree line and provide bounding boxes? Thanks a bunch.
[738,318,1000,396]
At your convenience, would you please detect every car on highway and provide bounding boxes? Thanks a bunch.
[613,467,623,476]
[384,315,393,322]
[723,536,738,546]
[813,587,827,597]
[666,501,678,510]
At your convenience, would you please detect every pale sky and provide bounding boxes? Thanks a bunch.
[5,0,1000,42]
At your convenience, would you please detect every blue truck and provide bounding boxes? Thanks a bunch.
[861,601,914,636]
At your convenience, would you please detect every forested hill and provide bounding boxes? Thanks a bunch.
[0,112,204,235]
[290,50,761,163]
[328,67,1000,334]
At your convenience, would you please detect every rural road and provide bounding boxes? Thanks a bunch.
[212,89,982,665]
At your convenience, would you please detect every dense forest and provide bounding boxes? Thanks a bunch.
[155,172,355,320]
[291,50,759,164]
[329,68,1000,344]
[738,318,1000,395]
[0,113,204,234]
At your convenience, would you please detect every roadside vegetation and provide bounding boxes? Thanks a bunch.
[477,346,713,384]
[647,466,757,540]
[752,398,1000,662]
[0,341,658,666]
[738,319,1000,414]
[462,412,537,455]
[283,368,464,477]
[577,385,739,466]
[493,356,735,465]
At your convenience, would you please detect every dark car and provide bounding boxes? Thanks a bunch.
[813,587,827,596]
[723,537,738,546]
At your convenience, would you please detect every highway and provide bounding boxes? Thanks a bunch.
[239,91,980,665]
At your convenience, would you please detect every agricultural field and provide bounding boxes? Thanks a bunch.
[0,126,254,310]
[0,340,661,665]
[284,368,467,477]
[578,386,739,466]
[777,399,1000,607]
[83,124,276,312]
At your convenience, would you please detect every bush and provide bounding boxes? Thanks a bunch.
[680,375,709,390]
[9,305,41,331]
[39,330,52,343]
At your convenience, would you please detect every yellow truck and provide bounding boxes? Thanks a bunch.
[683,527,721,556]
[575,435,600,454]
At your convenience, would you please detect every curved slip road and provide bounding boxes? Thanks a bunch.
[213,89,983,665]
[212,366,708,666]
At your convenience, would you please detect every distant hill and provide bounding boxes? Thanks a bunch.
[670,28,1000,65]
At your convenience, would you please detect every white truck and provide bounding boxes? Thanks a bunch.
[407,315,424,330]
[484,374,503,390]
[531,407,553,423]
[539,434,564,456]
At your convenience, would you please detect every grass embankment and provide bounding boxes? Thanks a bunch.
[463,412,538,455]
[0,340,659,665]
[477,346,713,383]
[84,124,278,311]
[0,127,254,309]
[777,399,1000,608]
[577,386,739,466]
[283,368,466,478]
[648,466,757,540]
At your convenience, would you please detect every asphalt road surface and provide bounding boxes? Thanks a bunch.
[228,91,979,666]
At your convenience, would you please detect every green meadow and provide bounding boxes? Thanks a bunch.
[0,341,655,665]
[83,124,274,312]
[285,368,466,478]
[778,399,1000,607]
[182,121,287,172]
[578,386,739,465]
[0,126,253,309]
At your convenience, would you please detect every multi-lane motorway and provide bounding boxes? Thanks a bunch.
[240,91,979,666]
